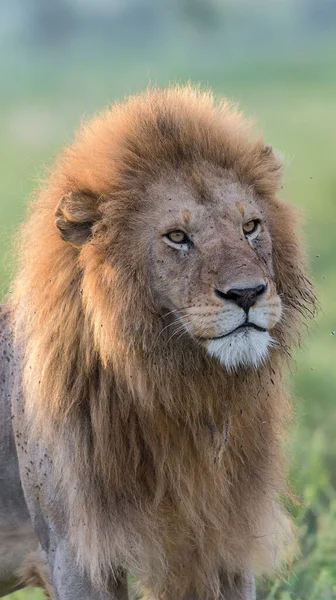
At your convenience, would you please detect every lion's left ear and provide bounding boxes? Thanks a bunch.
[55,191,99,247]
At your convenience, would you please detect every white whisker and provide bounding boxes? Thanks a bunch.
[166,323,190,345]
[161,305,194,318]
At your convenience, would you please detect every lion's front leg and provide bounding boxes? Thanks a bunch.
[218,572,256,600]
[19,538,128,600]
[147,572,256,600]
[45,538,129,600]
[181,572,256,600]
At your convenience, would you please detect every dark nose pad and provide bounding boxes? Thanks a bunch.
[215,284,267,313]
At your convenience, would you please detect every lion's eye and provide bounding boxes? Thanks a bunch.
[243,220,260,237]
[166,230,189,245]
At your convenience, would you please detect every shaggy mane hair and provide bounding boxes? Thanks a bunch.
[11,86,315,599]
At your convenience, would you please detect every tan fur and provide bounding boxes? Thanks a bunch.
[10,86,315,599]
[18,550,53,599]
[0,522,38,581]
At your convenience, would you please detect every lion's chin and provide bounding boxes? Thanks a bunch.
[206,328,273,372]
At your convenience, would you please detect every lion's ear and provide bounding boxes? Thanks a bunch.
[263,144,273,155]
[55,191,99,247]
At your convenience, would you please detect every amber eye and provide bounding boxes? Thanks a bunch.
[243,220,260,236]
[166,230,189,244]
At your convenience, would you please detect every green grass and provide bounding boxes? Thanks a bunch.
[1,55,336,599]
[8,593,44,600]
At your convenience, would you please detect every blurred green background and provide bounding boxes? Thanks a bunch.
[1,1,335,599]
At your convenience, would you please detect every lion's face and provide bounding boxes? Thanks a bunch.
[145,167,282,370]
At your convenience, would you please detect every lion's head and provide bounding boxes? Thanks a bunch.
[59,164,282,371]
[43,87,313,375]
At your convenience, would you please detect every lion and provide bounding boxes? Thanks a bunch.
[0,86,315,600]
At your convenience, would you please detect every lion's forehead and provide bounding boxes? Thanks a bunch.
[147,169,261,229]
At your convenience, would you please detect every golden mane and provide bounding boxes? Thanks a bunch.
[11,86,316,598]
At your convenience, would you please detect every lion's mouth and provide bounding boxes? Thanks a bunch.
[200,322,267,341]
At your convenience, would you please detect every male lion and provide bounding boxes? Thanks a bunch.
[0,87,315,599]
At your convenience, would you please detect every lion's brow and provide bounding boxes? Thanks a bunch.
[190,170,212,204]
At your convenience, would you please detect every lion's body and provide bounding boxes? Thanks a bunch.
[0,87,315,599]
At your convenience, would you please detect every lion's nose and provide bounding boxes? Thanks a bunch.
[215,283,267,313]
